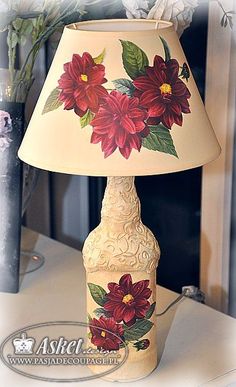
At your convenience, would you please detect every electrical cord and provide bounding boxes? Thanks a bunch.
[199,368,236,385]
[156,289,188,316]
[155,289,236,384]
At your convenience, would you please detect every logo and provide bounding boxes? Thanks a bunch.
[0,321,128,382]
[13,333,35,355]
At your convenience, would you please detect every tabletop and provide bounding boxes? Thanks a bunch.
[0,228,236,387]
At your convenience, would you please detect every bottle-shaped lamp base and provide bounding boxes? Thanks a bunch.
[83,176,160,381]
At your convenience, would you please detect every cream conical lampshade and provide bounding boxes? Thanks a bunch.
[18,19,220,176]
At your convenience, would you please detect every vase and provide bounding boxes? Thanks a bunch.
[0,99,24,293]
[0,69,43,292]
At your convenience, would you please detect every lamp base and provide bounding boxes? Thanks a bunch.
[83,176,160,381]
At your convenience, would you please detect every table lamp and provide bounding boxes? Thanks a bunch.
[18,19,220,381]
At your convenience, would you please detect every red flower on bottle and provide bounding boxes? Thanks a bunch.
[104,274,152,326]
[90,90,149,159]
[89,316,124,351]
[133,55,191,129]
[58,52,108,117]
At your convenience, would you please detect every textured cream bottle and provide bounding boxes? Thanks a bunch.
[83,177,160,381]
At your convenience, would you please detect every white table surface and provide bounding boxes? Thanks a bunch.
[0,228,236,387]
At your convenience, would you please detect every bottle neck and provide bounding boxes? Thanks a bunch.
[101,176,141,225]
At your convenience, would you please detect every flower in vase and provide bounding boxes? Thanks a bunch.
[89,316,124,351]
[0,0,44,31]
[133,55,191,129]
[58,52,108,117]
[90,90,149,159]
[0,110,12,152]
[147,0,198,37]
[104,274,152,326]
[122,0,149,18]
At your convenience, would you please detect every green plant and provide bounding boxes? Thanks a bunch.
[0,0,87,102]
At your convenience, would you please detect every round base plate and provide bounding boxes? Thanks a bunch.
[20,250,45,275]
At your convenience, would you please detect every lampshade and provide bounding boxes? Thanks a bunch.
[18,19,220,176]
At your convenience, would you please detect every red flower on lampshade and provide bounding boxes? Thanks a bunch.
[44,38,192,160]
[90,90,149,159]
[58,52,108,117]
[133,55,191,129]
[89,316,124,351]
[104,274,152,326]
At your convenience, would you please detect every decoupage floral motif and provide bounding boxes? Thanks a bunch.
[103,273,151,326]
[133,55,191,129]
[0,110,12,152]
[58,52,108,117]
[89,316,124,351]
[43,37,191,159]
[87,274,156,352]
[90,90,149,159]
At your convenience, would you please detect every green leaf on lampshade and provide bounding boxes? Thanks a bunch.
[42,87,63,114]
[93,48,106,64]
[145,302,156,319]
[120,40,149,80]
[142,125,178,158]
[80,109,94,128]
[113,78,136,96]
[123,319,153,341]
[93,307,111,318]
[160,36,171,62]
[88,283,107,307]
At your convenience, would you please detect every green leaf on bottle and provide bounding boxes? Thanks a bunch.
[93,48,106,64]
[88,283,107,307]
[145,302,156,319]
[113,78,136,97]
[120,40,149,80]
[42,87,63,114]
[160,36,171,62]
[142,124,178,158]
[123,319,153,342]
[80,109,94,128]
